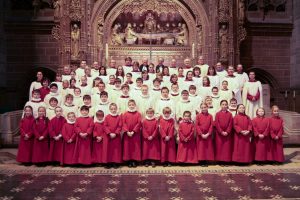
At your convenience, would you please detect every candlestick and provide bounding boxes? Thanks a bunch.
[105,43,108,62]
[285,90,288,98]
[192,43,195,59]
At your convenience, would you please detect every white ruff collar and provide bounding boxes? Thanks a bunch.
[180,99,190,103]
[140,94,150,98]
[162,115,172,120]
[109,112,119,116]
[95,118,104,123]
[145,115,155,120]
[67,119,75,124]
[99,101,109,105]
[127,108,137,112]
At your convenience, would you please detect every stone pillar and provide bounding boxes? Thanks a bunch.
[290,0,300,88]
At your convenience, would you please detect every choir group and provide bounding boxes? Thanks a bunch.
[16,57,285,168]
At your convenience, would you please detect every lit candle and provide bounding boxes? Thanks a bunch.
[293,90,296,98]
[192,43,195,59]
[105,43,108,61]
[285,90,288,98]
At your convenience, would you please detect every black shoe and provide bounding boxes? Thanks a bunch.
[145,162,149,167]
[151,162,156,168]
[132,162,137,168]
[105,164,112,169]
[112,164,118,169]
[163,163,168,167]
[128,162,133,168]
[167,163,172,167]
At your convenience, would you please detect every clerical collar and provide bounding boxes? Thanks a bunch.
[141,94,150,98]
[249,79,257,82]
[95,118,104,123]
[162,115,172,120]
[127,108,137,113]
[171,92,179,96]
[180,99,190,103]
[211,94,220,98]
[120,95,129,98]
[64,103,75,107]
[226,74,235,78]
[113,87,121,91]
[153,88,161,91]
[67,119,75,124]
[109,112,119,116]
[99,101,109,105]
[31,98,42,103]
[145,115,155,120]
[160,97,170,101]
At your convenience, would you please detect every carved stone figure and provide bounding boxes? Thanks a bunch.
[176,24,188,46]
[239,0,245,23]
[111,24,124,45]
[125,23,138,44]
[219,0,230,23]
[53,0,61,20]
[219,24,228,60]
[71,24,80,60]
[197,25,203,51]
[143,13,157,33]
[97,24,104,49]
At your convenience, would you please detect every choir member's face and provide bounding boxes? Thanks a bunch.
[163,68,169,75]
[64,67,71,75]
[156,74,163,80]
[182,93,189,100]
[146,111,154,118]
[66,97,73,105]
[178,69,184,75]
[189,89,196,95]
[230,101,237,108]
[257,108,265,117]
[56,75,62,82]
[117,67,123,74]
[100,95,108,103]
[38,108,46,118]
[272,107,279,116]
[238,105,245,114]
[100,68,106,75]
[94,80,101,87]
[83,99,91,105]
[50,100,58,107]
[249,72,255,80]
[32,92,40,99]
[74,89,81,96]
[109,76,115,83]
[24,107,33,117]
[125,59,132,66]
[62,81,69,88]
[80,109,89,117]
[153,81,160,88]
[221,102,228,110]
[68,113,76,122]
[183,113,191,121]
[70,71,76,78]
[171,85,179,92]
[136,80,142,87]
[184,59,190,66]
[222,82,228,90]
[80,61,87,68]
[110,106,117,114]
[212,89,219,95]
[133,64,139,71]
[96,114,104,121]
[71,80,76,87]
[50,86,58,93]
[158,58,164,65]
[194,69,200,76]
[42,80,49,87]
[237,65,243,73]
[37,72,43,81]
[142,73,148,79]
[205,98,212,106]
[161,89,169,98]
[98,84,105,91]
[149,65,155,73]
[208,68,215,75]
[110,60,116,68]
[143,59,148,65]
[201,104,208,113]
[216,63,222,71]
[163,112,171,118]
[128,102,136,111]
[122,87,129,95]
[227,67,234,75]
[141,87,148,95]
[55,108,63,117]
[171,60,176,67]
[126,75,132,82]
[186,72,193,80]
[93,62,99,69]
[84,68,91,76]
[171,76,178,83]
[198,58,204,65]
[115,82,121,88]
[81,78,87,85]
[203,78,208,86]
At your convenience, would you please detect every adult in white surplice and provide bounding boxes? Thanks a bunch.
[222,66,242,104]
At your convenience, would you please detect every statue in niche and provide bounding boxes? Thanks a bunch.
[176,24,188,46]
[143,13,157,33]
[111,24,124,46]
[238,0,245,22]
[97,24,104,49]
[53,0,61,20]
[219,24,229,60]
[125,23,138,44]
[71,24,80,60]
[197,25,203,52]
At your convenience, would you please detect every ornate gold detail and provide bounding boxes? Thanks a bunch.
[51,25,61,41]
[219,0,230,23]
[69,0,82,21]
[122,0,177,14]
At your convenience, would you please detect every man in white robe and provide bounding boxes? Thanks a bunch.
[222,66,242,104]
[234,64,249,92]
[194,56,209,76]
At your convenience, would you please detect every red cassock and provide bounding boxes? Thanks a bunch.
[159,117,176,163]
[61,122,76,165]
[269,116,285,162]
[48,116,66,162]
[104,114,122,163]
[232,113,253,163]
[176,121,198,163]
[31,117,49,163]
[195,113,214,161]
[92,121,105,164]
[215,111,233,162]
[252,116,270,161]
[16,116,35,163]
[122,111,142,161]
[40,87,50,101]
[142,118,160,161]
[73,117,94,165]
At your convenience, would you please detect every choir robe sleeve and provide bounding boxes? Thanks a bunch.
[48,120,56,138]
[226,115,233,134]
[152,121,159,138]
[86,119,94,135]
[187,124,195,141]
[133,113,142,133]
[74,120,82,134]
[19,120,27,137]
[142,121,150,139]
[252,119,260,137]
[234,116,243,133]
[263,119,270,136]
[195,115,203,136]
[62,125,69,141]
[178,123,186,142]
[122,114,129,132]
[207,115,214,135]
[247,117,252,131]
[215,113,223,134]
[277,120,284,138]
[115,115,123,135]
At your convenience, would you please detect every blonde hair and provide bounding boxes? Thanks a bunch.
[163,107,172,114]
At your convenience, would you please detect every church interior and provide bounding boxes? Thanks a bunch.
[0,0,300,199]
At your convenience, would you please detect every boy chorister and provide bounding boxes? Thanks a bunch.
[92,110,105,164]
[117,84,131,114]
[170,83,181,104]
[104,103,123,168]
[122,99,142,167]
[73,105,94,165]
[176,90,196,122]
[48,107,66,163]
[155,87,176,118]
[211,87,221,112]
[79,95,94,117]
[159,107,176,166]
[46,97,58,120]
[228,98,238,117]
[32,106,49,164]
[269,105,285,163]
[24,89,46,119]
[195,103,215,163]
[142,108,160,167]
[94,91,110,118]
[17,106,35,164]
[135,85,154,118]
[61,112,77,165]
[130,78,143,97]
[176,111,198,164]
[62,94,78,117]
[44,83,62,107]
[110,78,122,104]
[232,104,253,164]
[214,100,233,163]
[73,88,83,108]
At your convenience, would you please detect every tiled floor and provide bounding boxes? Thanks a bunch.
[0,148,300,200]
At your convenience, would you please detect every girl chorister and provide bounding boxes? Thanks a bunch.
[92,110,105,164]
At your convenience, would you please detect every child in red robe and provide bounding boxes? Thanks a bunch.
[269,105,285,163]
[232,104,253,164]
[122,99,142,167]
[32,106,49,164]
[61,112,77,165]
[104,103,123,168]
[73,105,94,165]
[17,106,35,164]
[195,103,215,164]
[142,108,160,167]
[92,110,105,164]
[159,107,176,166]
[40,78,50,101]
[215,100,233,163]
[48,106,66,163]
[176,111,198,164]
[252,107,270,163]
